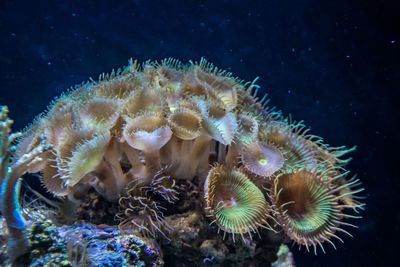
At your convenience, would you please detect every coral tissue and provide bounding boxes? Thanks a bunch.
[0,58,365,263]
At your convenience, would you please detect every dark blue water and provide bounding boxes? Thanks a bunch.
[0,0,398,266]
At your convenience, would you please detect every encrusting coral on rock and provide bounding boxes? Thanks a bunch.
[0,58,365,266]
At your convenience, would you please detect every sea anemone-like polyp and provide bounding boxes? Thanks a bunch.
[204,164,273,240]
[241,141,284,178]
[270,168,362,254]
[118,182,172,239]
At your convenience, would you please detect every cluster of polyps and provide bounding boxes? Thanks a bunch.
[0,58,364,261]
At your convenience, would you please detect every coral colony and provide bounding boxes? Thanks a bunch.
[0,58,364,265]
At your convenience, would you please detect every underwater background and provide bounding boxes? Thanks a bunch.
[0,0,398,266]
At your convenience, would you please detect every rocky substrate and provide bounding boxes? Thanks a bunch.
[0,217,162,267]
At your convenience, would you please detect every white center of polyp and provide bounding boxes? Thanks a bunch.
[223,197,237,208]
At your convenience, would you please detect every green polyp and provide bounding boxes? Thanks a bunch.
[169,104,176,113]
[258,157,268,166]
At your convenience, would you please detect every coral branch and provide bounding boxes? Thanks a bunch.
[0,106,52,260]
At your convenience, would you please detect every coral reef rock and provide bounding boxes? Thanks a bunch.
[0,216,162,267]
